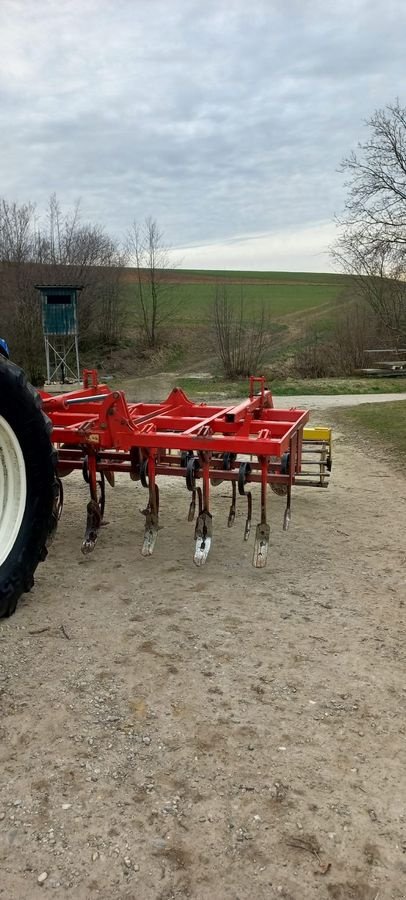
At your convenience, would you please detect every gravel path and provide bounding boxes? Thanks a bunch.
[1,410,406,898]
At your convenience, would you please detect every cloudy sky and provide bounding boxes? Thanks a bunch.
[0,0,405,270]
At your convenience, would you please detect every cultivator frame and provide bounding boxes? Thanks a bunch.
[40,372,332,568]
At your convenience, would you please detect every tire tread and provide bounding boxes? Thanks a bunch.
[0,360,57,617]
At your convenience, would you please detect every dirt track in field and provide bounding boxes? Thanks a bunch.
[1,408,406,900]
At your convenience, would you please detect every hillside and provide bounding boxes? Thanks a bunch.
[0,263,354,383]
[115,268,353,377]
[122,268,350,322]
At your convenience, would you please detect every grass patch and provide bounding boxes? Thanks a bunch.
[175,375,406,400]
[271,377,406,396]
[177,377,249,399]
[332,400,406,462]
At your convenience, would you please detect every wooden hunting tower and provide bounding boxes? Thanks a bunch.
[35,285,83,383]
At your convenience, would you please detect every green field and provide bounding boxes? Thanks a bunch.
[123,269,351,325]
[114,268,359,383]
[170,282,344,321]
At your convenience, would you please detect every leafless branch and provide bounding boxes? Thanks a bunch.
[212,284,270,377]
[126,218,178,348]
[333,100,406,342]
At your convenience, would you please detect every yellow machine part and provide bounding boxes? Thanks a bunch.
[301,426,332,487]
[303,426,332,455]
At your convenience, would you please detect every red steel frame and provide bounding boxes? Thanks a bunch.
[40,373,312,567]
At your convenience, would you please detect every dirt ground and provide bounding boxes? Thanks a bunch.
[1,410,406,900]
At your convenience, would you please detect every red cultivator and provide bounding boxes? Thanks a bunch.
[40,372,331,569]
[0,359,332,615]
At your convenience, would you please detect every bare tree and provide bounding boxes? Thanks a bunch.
[0,200,43,379]
[213,284,270,378]
[0,196,126,377]
[294,299,388,378]
[0,199,36,263]
[127,218,177,348]
[96,265,127,346]
[35,194,121,273]
[333,235,406,341]
[333,100,406,341]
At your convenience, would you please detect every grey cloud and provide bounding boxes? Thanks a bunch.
[0,0,405,266]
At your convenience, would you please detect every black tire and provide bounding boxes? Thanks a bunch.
[0,359,57,618]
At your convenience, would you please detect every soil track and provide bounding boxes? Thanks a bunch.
[1,410,406,899]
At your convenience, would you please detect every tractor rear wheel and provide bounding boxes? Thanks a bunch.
[0,359,57,617]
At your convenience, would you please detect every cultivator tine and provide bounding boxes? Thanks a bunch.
[140,457,160,557]
[197,490,204,522]
[244,493,252,540]
[82,498,102,554]
[46,477,64,549]
[228,480,237,527]
[253,522,271,567]
[141,498,159,556]
[281,452,292,532]
[81,455,105,554]
[188,486,202,522]
[185,453,203,523]
[188,491,196,522]
[253,461,270,568]
[55,476,64,521]
[238,462,252,540]
[194,454,212,566]
[283,486,292,531]
[98,472,106,521]
[194,510,213,566]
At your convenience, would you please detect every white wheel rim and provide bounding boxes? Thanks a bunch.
[0,415,27,567]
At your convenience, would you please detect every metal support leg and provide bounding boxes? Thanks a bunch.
[283,435,295,530]
[238,462,252,540]
[283,485,291,531]
[188,486,203,522]
[228,480,237,527]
